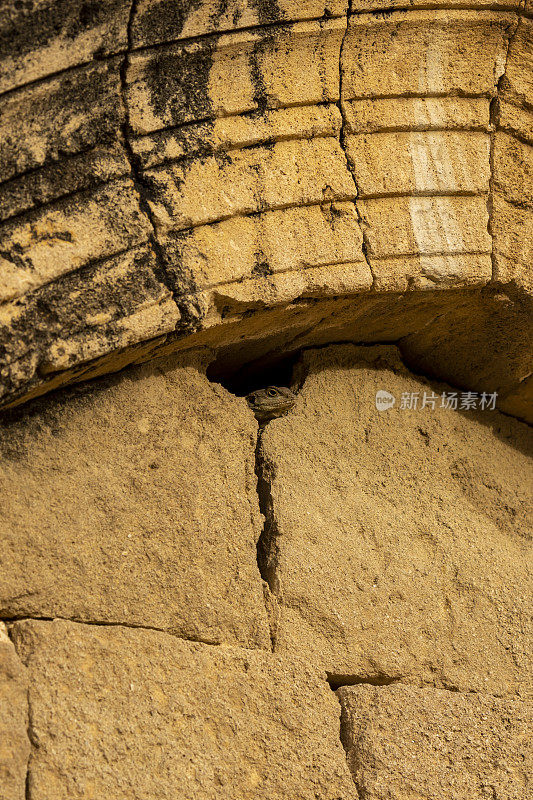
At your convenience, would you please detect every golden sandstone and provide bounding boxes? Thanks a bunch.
[0,2,531,798]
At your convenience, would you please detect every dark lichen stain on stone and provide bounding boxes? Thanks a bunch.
[0,246,168,405]
[136,0,201,41]
[252,254,273,277]
[0,0,127,63]
[1,60,123,187]
[144,39,220,128]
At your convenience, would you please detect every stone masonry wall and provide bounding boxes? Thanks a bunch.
[1,345,532,798]
[1,2,532,798]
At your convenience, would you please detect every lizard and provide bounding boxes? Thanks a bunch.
[246,386,296,424]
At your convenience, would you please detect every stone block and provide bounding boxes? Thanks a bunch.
[0,624,29,800]
[0,0,130,93]
[165,202,366,291]
[131,0,348,46]
[497,102,533,145]
[0,245,179,404]
[145,137,355,233]
[358,195,492,258]
[338,683,532,800]
[0,60,126,185]
[11,619,357,800]
[345,131,490,196]
[126,19,344,133]
[343,97,490,134]
[494,132,533,208]
[492,195,533,292]
[131,103,342,171]
[505,17,533,106]
[0,355,269,649]
[0,179,151,303]
[342,11,514,99]
[263,345,533,694]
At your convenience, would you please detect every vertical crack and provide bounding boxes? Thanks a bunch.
[119,0,201,332]
[487,2,525,284]
[330,682,367,798]
[254,426,282,651]
[337,0,374,284]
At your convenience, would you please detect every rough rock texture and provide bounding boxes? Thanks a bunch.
[0,352,269,649]
[261,345,532,695]
[338,683,532,800]
[0,623,29,800]
[0,0,531,423]
[10,619,357,800]
[1,2,532,796]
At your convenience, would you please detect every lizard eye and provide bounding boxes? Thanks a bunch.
[266,388,278,397]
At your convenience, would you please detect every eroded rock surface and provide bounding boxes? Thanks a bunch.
[0,352,269,649]
[0,623,29,800]
[261,345,532,695]
[338,683,532,800]
[10,619,357,800]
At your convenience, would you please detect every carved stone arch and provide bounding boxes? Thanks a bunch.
[0,0,531,419]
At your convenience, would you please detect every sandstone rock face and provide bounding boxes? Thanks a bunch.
[0,0,531,424]
[338,683,532,800]
[0,624,29,800]
[11,619,357,800]
[261,345,532,695]
[1,2,532,797]
[0,353,269,649]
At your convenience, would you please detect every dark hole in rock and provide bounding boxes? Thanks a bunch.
[206,350,300,397]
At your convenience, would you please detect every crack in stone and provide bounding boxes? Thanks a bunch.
[4,615,225,648]
[120,0,203,334]
[487,1,525,283]
[337,1,375,285]
[253,427,282,652]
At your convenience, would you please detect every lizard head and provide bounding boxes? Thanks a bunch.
[246,386,296,423]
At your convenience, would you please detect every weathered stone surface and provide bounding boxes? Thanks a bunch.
[504,17,533,106]
[0,0,130,93]
[494,132,533,208]
[345,132,490,197]
[342,11,513,99]
[131,103,342,170]
[0,58,129,224]
[0,624,29,800]
[126,19,344,133]
[0,179,151,303]
[338,683,532,800]
[358,195,492,288]
[208,259,371,309]
[351,0,520,9]
[0,245,179,404]
[169,202,366,291]
[262,345,533,694]
[498,101,533,145]
[146,137,356,232]
[343,97,490,135]
[11,619,357,800]
[0,60,125,185]
[0,354,269,648]
[131,0,347,47]
[492,195,533,292]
